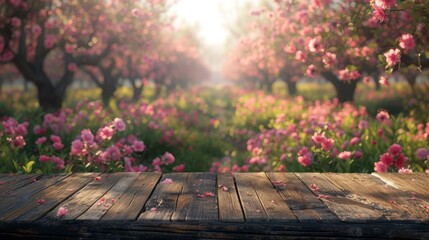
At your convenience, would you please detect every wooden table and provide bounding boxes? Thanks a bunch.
[0,172,428,239]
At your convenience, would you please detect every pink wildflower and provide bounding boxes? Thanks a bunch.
[70,140,83,156]
[354,151,363,159]
[13,136,26,148]
[312,133,326,144]
[380,153,394,166]
[162,152,175,165]
[338,151,352,160]
[106,145,121,161]
[33,125,45,135]
[394,153,407,169]
[321,138,334,151]
[376,110,389,123]
[388,144,402,156]
[50,135,61,143]
[173,164,185,172]
[81,129,94,144]
[298,152,313,167]
[415,148,428,160]
[132,140,145,152]
[53,142,64,150]
[39,155,50,163]
[35,137,47,145]
[350,137,360,146]
[113,118,126,132]
[374,161,388,172]
[97,126,114,140]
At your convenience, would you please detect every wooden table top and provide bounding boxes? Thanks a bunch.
[0,172,428,239]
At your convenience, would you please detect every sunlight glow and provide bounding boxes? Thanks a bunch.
[170,0,258,47]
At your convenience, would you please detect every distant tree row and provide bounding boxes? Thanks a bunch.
[222,0,429,102]
[0,0,209,110]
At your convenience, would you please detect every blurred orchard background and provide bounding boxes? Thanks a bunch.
[0,0,428,175]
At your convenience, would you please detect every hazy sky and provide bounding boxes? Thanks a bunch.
[170,0,259,47]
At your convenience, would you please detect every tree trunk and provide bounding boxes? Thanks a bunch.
[321,71,358,103]
[24,79,29,91]
[404,71,418,89]
[132,85,143,102]
[102,84,116,107]
[286,80,297,96]
[333,80,358,103]
[374,78,381,91]
[36,80,63,110]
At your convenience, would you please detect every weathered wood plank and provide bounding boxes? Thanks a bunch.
[1,173,96,221]
[44,173,122,220]
[139,173,189,221]
[0,174,70,218]
[235,173,268,222]
[266,172,338,222]
[102,172,161,221]
[236,173,296,222]
[217,173,245,222]
[323,173,427,221]
[0,174,42,198]
[373,173,429,197]
[296,173,386,222]
[171,173,218,221]
[77,173,139,220]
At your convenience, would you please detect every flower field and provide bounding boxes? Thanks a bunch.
[1,83,428,175]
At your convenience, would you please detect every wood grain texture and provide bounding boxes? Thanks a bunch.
[323,173,424,221]
[217,173,245,222]
[296,173,386,222]
[77,173,139,220]
[266,172,338,222]
[171,173,218,222]
[0,174,71,219]
[139,173,189,221]
[45,173,121,220]
[1,173,95,221]
[0,172,428,239]
[236,172,297,222]
[373,173,429,197]
[0,174,42,198]
[102,172,161,221]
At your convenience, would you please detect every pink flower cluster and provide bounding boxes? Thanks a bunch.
[374,144,408,172]
[39,155,65,170]
[338,69,361,81]
[371,0,396,22]
[384,49,401,67]
[1,117,28,148]
[69,119,138,166]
